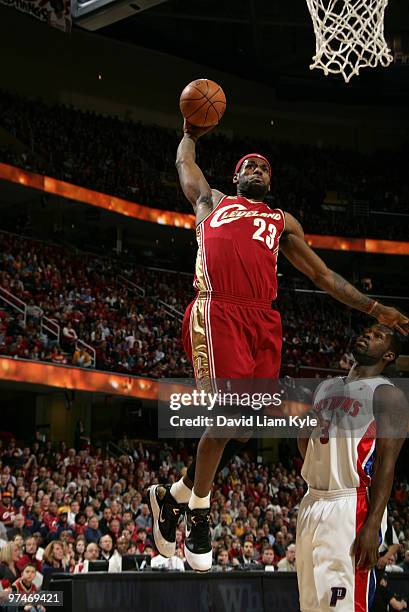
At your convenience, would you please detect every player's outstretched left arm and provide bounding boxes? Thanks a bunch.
[352,385,409,569]
[280,213,409,336]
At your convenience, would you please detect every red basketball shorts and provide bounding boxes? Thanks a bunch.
[182,292,282,391]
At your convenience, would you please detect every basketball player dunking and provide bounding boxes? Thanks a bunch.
[148,122,409,572]
[297,324,408,612]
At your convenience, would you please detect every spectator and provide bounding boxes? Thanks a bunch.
[13,487,27,512]
[11,563,45,612]
[55,508,75,540]
[399,550,409,572]
[15,537,42,576]
[62,322,78,348]
[134,528,152,554]
[73,536,86,565]
[115,537,129,558]
[228,539,242,564]
[0,542,21,587]
[67,501,80,528]
[273,532,286,560]
[47,346,66,366]
[40,502,58,542]
[98,534,122,573]
[7,515,31,541]
[83,516,102,544]
[73,512,87,537]
[212,549,233,572]
[99,507,112,535]
[259,547,276,570]
[30,535,44,562]
[74,542,100,573]
[21,497,41,535]
[72,347,92,368]
[135,504,151,530]
[108,518,121,545]
[237,540,258,566]
[372,573,408,612]
[41,540,69,578]
[0,492,17,527]
[277,543,297,571]
[27,300,43,324]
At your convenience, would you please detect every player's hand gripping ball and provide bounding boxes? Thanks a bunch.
[180,79,226,128]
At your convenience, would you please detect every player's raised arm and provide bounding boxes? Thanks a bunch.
[176,121,224,222]
[352,385,409,569]
[280,212,409,336]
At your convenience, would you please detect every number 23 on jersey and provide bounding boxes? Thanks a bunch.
[252,218,278,250]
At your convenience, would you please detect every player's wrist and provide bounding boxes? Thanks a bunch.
[364,299,380,316]
[183,131,198,141]
[363,515,382,530]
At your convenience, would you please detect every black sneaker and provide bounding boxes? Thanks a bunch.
[147,484,185,557]
[184,507,212,571]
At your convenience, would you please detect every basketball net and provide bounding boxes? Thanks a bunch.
[306,0,393,82]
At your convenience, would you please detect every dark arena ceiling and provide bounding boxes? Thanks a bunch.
[99,0,409,103]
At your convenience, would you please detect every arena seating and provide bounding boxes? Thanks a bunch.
[0,231,192,376]
[0,230,370,376]
[0,89,408,239]
[0,435,407,586]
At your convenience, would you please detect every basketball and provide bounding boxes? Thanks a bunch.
[179,79,226,127]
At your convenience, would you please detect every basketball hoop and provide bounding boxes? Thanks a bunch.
[306,0,393,82]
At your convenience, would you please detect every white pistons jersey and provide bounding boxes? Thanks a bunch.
[301,376,393,491]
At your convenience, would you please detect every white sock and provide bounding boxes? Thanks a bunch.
[170,478,192,504]
[188,488,210,510]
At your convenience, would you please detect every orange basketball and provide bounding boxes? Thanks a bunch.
[179,79,226,127]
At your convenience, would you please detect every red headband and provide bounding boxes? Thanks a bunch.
[234,153,271,177]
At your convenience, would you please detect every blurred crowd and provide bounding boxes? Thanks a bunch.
[0,435,408,588]
[0,89,408,239]
[0,230,373,376]
[0,231,191,377]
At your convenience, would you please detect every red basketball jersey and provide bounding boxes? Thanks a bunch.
[12,578,37,594]
[194,195,285,301]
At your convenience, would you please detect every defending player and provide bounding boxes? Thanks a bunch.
[148,122,409,572]
[297,324,408,611]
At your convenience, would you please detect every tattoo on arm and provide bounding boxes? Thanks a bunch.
[330,271,372,312]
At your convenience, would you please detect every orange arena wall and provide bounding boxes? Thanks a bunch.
[0,357,157,399]
[1,163,409,256]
